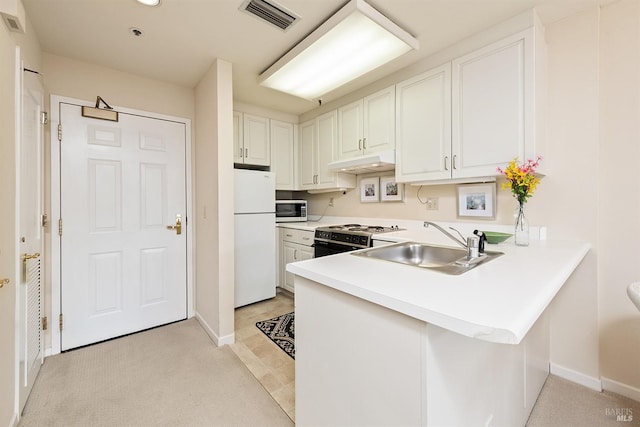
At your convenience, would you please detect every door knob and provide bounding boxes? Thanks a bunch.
[0,278,9,288]
[23,252,40,261]
[166,214,182,235]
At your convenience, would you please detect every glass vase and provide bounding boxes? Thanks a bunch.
[514,203,529,246]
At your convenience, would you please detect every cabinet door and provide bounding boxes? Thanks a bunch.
[299,119,316,190]
[283,242,298,292]
[363,86,395,154]
[300,246,314,261]
[233,111,243,164]
[243,113,270,166]
[283,242,314,293]
[337,100,363,160]
[316,110,338,188]
[271,120,296,190]
[395,64,451,182]
[452,29,532,178]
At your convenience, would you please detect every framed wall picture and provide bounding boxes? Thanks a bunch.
[457,183,496,218]
[380,177,404,202]
[360,177,379,203]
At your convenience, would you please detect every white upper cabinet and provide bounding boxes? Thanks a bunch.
[316,110,339,187]
[233,111,244,164]
[337,86,395,160]
[396,64,452,182]
[234,112,270,166]
[299,119,316,189]
[396,27,543,184]
[270,120,297,190]
[452,28,534,179]
[300,111,356,191]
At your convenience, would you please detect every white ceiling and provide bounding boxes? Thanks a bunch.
[22,0,609,115]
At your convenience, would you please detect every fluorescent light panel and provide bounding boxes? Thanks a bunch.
[259,0,419,100]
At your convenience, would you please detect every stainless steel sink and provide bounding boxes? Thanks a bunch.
[352,242,503,275]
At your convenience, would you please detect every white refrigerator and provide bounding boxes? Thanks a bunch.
[234,169,276,308]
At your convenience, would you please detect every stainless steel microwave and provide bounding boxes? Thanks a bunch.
[275,200,307,222]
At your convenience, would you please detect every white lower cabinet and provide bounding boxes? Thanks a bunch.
[295,276,550,426]
[279,228,314,293]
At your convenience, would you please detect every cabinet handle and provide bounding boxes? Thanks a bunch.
[245,148,248,158]
[0,278,9,288]
[294,249,298,260]
[302,236,310,241]
[363,137,366,149]
[285,233,293,238]
[453,155,457,170]
[358,139,362,150]
[444,156,449,171]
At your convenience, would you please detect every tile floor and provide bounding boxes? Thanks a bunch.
[230,290,295,421]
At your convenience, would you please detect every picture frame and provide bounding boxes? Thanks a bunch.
[380,176,404,202]
[359,177,379,203]
[457,183,496,218]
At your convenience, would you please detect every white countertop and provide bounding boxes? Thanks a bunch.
[287,225,590,345]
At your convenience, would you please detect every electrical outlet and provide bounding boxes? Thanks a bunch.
[426,197,439,210]
[329,197,334,207]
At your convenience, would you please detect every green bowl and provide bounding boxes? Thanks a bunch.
[483,231,513,244]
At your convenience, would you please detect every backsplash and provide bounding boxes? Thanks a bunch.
[304,176,544,228]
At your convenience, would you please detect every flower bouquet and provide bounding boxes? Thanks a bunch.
[497,156,542,246]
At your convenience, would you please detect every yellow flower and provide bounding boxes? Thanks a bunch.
[496,156,542,204]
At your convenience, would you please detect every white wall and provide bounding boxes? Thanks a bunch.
[42,53,194,119]
[598,0,640,392]
[194,59,235,345]
[543,6,601,386]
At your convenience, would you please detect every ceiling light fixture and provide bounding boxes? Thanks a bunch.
[258,0,419,100]
[136,0,161,6]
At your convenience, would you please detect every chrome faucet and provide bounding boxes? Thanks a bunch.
[423,221,486,259]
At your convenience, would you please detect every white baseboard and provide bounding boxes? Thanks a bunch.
[602,377,640,402]
[195,312,235,347]
[550,362,602,391]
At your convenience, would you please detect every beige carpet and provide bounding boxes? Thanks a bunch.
[527,375,640,427]
[19,319,293,427]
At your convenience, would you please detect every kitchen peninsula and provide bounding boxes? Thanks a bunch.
[288,232,589,426]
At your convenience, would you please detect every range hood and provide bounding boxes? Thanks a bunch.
[327,150,395,174]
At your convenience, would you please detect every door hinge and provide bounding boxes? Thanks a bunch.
[59,314,63,331]
[41,213,48,228]
[41,111,48,125]
[57,123,62,141]
[58,218,63,236]
[42,316,48,330]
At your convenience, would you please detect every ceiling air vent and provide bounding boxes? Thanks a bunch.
[240,0,298,31]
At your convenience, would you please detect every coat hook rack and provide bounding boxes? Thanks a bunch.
[81,95,119,122]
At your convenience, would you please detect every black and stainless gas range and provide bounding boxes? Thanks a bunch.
[313,224,403,258]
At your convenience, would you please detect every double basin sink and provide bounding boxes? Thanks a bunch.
[352,241,503,275]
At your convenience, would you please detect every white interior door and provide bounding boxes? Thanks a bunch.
[60,103,187,351]
[18,69,44,412]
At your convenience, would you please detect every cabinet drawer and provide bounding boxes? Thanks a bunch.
[281,228,314,246]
